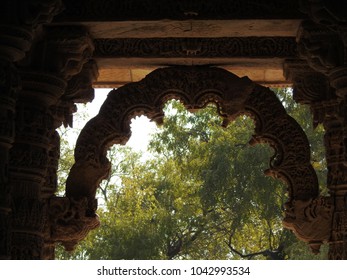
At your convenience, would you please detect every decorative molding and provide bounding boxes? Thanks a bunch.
[57,0,303,21]
[94,37,298,58]
[66,66,324,251]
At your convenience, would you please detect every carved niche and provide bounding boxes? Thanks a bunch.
[65,66,331,252]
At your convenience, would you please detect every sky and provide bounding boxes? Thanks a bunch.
[67,88,158,153]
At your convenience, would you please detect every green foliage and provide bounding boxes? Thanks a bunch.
[55,88,328,260]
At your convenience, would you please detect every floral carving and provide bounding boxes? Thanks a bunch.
[94,37,297,58]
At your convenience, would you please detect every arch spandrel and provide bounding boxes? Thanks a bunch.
[66,66,332,252]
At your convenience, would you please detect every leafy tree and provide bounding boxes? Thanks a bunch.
[55,88,328,260]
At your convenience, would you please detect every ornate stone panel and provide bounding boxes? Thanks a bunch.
[94,37,297,58]
[66,66,327,253]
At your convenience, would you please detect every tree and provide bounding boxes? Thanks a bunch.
[55,88,328,260]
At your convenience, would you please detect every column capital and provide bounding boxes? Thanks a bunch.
[24,25,95,81]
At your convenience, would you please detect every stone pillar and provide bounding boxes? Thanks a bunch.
[0,31,26,260]
[9,25,94,259]
[0,0,63,260]
[295,3,347,257]
[44,60,98,259]
[326,68,347,259]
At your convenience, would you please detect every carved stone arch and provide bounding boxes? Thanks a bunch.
[65,66,330,251]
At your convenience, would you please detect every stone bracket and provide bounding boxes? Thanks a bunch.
[48,196,99,251]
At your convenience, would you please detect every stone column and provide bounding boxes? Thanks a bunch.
[44,60,98,259]
[295,11,347,258]
[0,0,63,260]
[0,29,27,260]
[9,25,94,259]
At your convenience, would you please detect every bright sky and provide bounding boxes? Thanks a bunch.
[70,88,157,153]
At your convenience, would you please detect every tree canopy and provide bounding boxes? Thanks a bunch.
[56,88,328,260]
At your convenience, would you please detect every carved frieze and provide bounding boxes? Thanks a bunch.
[94,37,297,58]
[57,0,303,21]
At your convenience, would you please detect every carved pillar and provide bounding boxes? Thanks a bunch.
[0,37,24,260]
[296,1,347,257]
[44,60,98,259]
[0,0,63,260]
[9,25,94,259]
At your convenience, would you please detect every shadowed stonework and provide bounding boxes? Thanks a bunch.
[1,0,347,259]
